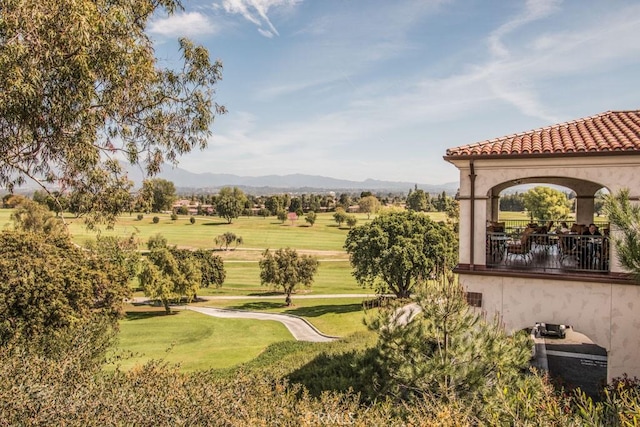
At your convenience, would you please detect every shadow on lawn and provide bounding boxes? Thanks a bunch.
[229,301,285,310]
[125,310,179,320]
[284,303,363,318]
[201,221,231,226]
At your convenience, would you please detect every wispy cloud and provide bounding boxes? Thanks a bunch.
[254,1,448,100]
[488,0,562,58]
[217,0,302,37]
[177,0,640,183]
[149,12,218,37]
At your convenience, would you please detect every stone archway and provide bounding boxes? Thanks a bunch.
[532,325,608,399]
[486,176,609,226]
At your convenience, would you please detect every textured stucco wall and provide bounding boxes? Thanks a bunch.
[459,273,640,381]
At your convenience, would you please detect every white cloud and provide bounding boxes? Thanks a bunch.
[178,1,640,182]
[488,0,562,58]
[149,12,218,37]
[218,0,301,37]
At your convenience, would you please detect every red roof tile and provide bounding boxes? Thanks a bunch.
[445,110,640,158]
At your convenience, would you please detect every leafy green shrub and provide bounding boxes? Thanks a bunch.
[152,216,159,224]
[190,216,196,224]
[170,213,178,221]
[137,213,144,221]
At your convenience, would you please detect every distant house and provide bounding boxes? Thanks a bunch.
[172,199,199,215]
[444,110,640,381]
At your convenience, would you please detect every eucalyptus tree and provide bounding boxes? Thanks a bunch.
[0,0,225,228]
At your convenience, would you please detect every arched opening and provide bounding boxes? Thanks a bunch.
[528,324,608,399]
[485,178,611,274]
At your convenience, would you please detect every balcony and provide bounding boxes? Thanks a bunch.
[486,230,610,275]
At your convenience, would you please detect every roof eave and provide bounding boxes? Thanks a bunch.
[443,149,640,163]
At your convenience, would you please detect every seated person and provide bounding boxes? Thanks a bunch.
[580,223,602,269]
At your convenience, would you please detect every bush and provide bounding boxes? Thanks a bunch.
[190,216,196,224]
[136,213,144,221]
[152,216,160,224]
[170,213,178,221]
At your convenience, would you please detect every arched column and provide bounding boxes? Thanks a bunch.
[575,195,595,225]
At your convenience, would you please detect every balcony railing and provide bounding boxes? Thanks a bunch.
[486,231,610,274]
[496,219,610,235]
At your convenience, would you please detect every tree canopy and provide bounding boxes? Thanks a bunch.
[358,195,381,219]
[0,0,225,226]
[406,188,429,212]
[215,187,247,223]
[141,179,177,213]
[139,246,201,314]
[344,210,457,298]
[259,248,319,306]
[214,232,243,250]
[0,230,130,345]
[367,273,533,416]
[522,186,571,221]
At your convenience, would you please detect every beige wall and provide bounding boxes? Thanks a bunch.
[460,273,640,381]
[447,153,640,381]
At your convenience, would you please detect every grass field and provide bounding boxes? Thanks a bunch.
[0,207,435,371]
[65,211,365,254]
[110,307,296,372]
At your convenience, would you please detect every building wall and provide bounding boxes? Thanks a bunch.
[459,273,640,381]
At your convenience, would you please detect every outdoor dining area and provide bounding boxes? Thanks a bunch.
[486,220,610,273]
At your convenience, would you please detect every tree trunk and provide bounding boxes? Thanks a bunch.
[162,298,171,314]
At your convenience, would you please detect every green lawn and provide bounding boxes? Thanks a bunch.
[110,308,295,372]
[65,212,364,254]
[0,207,432,371]
[196,260,362,296]
[195,297,374,337]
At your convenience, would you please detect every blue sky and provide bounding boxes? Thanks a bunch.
[148,0,640,185]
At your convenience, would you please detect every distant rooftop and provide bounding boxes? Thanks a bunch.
[444,110,640,159]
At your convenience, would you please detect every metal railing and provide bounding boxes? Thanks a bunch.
[493,219,609,235]
[486,231,610,274]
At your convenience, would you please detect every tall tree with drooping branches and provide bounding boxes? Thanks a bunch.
[0,0,226,227]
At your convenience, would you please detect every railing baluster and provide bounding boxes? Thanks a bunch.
[486,230,610,274]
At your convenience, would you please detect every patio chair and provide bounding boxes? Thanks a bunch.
[558,232,579,264]
[505,228,534,265]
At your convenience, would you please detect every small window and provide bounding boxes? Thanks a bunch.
[465,292,482,308]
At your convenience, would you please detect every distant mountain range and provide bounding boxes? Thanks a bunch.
[125,165,459,195]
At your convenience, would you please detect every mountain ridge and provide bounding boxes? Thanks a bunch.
[127,165,459,195]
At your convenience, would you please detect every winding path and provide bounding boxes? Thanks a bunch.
[131,293,398,343]
[186,306,338,342]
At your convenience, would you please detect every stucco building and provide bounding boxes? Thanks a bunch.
[444,109,640,381]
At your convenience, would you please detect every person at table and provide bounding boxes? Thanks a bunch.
[580,223,601,269]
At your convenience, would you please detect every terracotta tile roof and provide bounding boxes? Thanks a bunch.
[445,110,640,159]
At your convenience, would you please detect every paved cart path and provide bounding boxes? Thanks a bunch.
[186,306,338,342]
